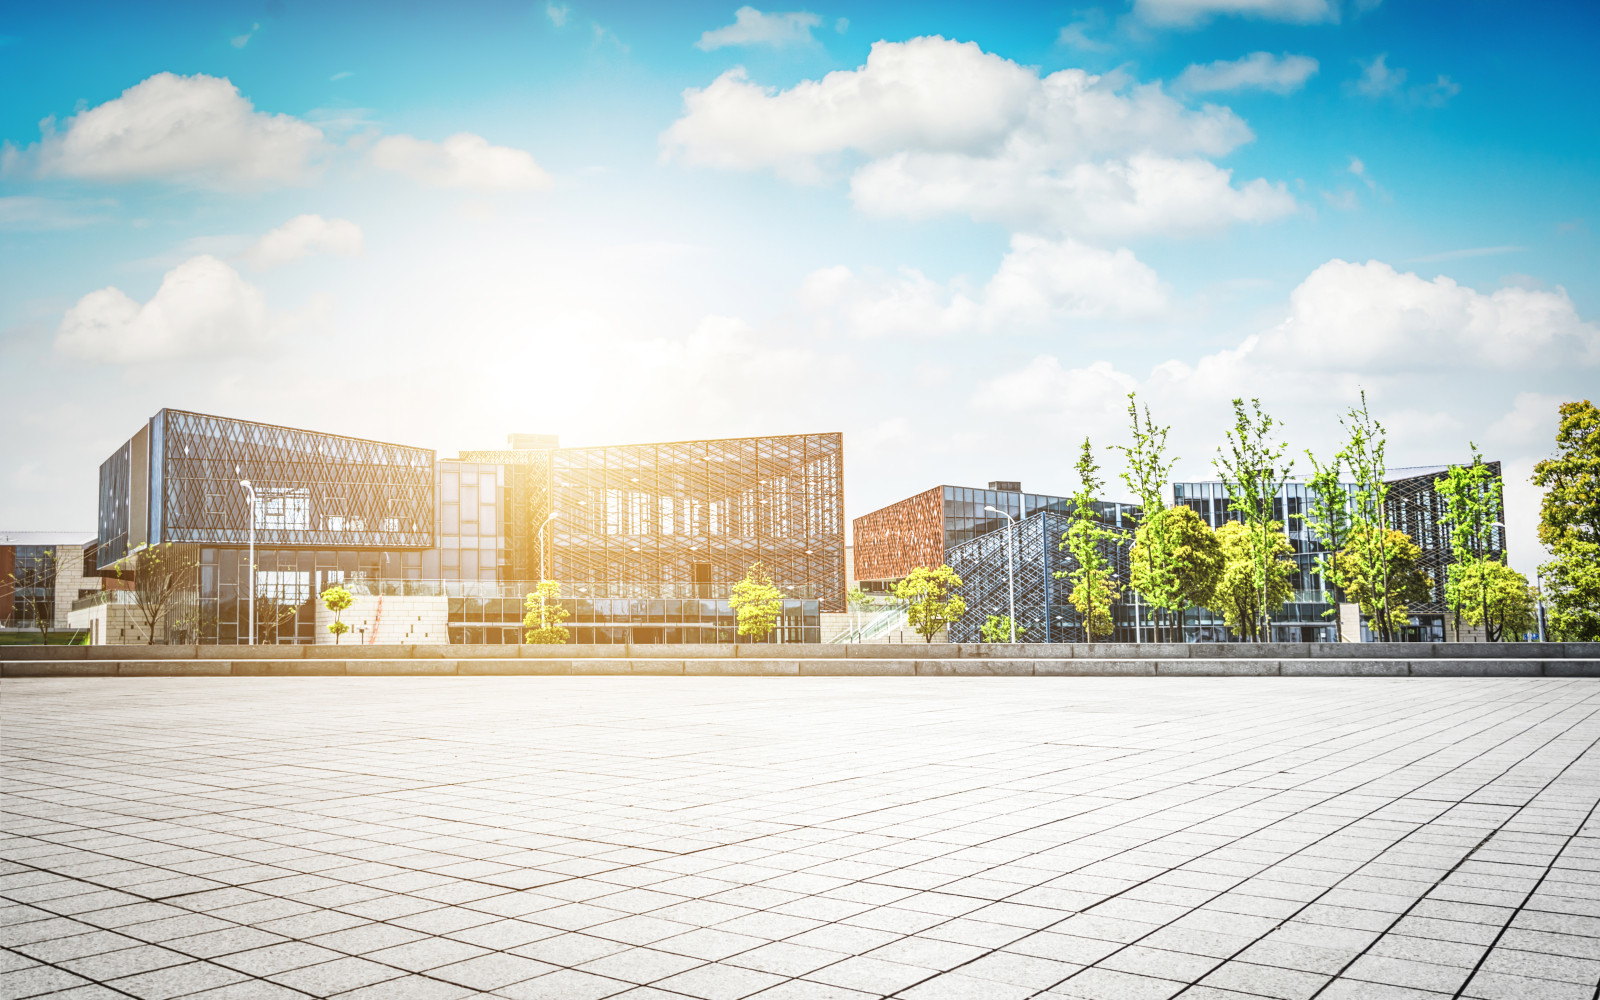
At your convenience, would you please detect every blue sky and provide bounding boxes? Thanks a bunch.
[2,0,1597,573]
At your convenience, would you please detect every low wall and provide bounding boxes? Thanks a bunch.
[3,642,1597,677]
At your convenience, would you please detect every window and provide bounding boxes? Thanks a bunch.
[204,492,226,514]
[255,487,311,529]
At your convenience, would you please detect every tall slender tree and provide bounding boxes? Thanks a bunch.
[1341,393,1398,640]
[1212,399,1294,642]
[1058,439,1122,641]
[1303,450,1354,640]
[1114,393,1180,641]
[1436,445,1506,640]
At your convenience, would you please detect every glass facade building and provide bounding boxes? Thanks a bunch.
[852,481,1134,590]
[94,410,843,644]
[943,463,1506,644]
[945,507,1142,643]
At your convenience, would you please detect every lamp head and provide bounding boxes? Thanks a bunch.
[240,479,251,488]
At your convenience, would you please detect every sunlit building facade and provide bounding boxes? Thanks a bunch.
[93,410,845,644]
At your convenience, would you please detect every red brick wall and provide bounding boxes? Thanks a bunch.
[851,487,945,583]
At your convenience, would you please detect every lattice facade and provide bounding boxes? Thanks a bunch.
[851,487,944,585]
[946,509,1140,643]
[548,433,846,612]
[96,409,435,569]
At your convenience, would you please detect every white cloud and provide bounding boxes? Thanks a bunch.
[805,236,1171,337]
[546,2,570,27]
[369,133,552,191]
[1133,0,1337,27]
[248,214,364,268]
[662,36,1295,238]
[31,73,325,188]
[1350,53,1404,97]
[55,255,270,363]
[1256,259,1600,372]
[696,7,822,50]
[1175,52,1319,94]
[1349,54,1460,107]
[231,22,259,48]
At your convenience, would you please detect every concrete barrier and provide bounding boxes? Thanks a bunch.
[4,642,1597,678]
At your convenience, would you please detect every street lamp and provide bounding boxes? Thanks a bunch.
[538,511,559,583]
[239,478,257,645]
[984,505,1017,643]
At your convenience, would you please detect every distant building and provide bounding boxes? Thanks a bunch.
[894,464,1502,643]
[0,532,103,634]
[90,409,844,644]
[852,481,1135,592]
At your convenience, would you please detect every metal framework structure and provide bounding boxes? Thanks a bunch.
[96,409,435,569]
[548,433,846,612]
[851,487,944,585]
[946,509,1138,643]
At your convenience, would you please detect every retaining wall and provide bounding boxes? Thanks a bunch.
[4,642,1597,678]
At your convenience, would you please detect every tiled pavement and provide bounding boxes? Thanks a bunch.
[2,677,1598,1000]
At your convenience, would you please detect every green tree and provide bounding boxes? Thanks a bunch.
[523,580,572,644]
[893,565,966,643]
[1129,506,1222,642]
[1213,398,1294,643]
[1303,450,1354,639]
[1213,521,1295,642]
[730,561,783,641]
[1336,526,1433,641]
[980,614,1027,643]
[1114,394,1181,641]
[320,584,354,644]
[1451,559,1537,640]
[1532,400,1600,640]
[1058,439,1122,641]
[1436,445,1508,639]
[1340,393,1405,639]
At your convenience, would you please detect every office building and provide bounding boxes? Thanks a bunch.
[1,532,103,634]
[91,409,845,644]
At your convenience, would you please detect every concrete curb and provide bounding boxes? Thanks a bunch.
[3,658,1596,678]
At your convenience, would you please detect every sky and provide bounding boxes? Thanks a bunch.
[2,0,1597,576]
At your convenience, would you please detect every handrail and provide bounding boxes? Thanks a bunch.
[832,602,909,643]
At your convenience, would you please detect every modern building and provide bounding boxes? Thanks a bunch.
[91,409,845,644]
[1,531,104,635]
[934,462,1504,643]
[852,481,1135,592]
[1173,463,1504,642]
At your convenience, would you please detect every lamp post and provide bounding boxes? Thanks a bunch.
[538,511,559,583]
[984,505,1017,643]
[239,479,257,645]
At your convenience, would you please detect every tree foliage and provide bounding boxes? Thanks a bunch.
[980,615,1026,643]
[1129,506,1222,629]
[1339,393,1407,639]
[1436,445,1508,639]
[893,565,966,643]
[1114,394,1181,638]
[1212,398,1294,642]
[523,580,572,644]
[1058,439,1121,641]
[1303,450,1354,637]
[1336,526,1433,640]
[1532,400,1600,640]
[1212,521,1295,642]
[730,561,783,641]
[1451,558,1537,640]
[321,584,354,645]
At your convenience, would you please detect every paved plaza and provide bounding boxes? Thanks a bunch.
[2,677,1598,1000]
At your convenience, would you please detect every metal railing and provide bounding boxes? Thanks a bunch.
[71,591,137,612]
[832,602,910,643]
